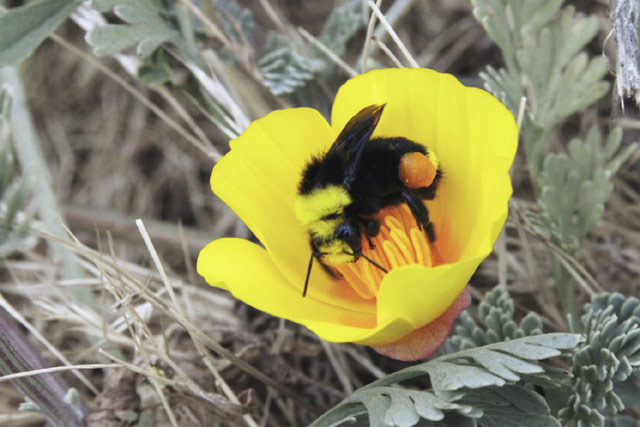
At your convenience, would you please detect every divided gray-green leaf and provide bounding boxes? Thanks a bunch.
[311,333,579,427]
[460,385,560,427]
[212,0,255,43]
[529,127,636,256]
[86,0,181,57]
[473,0,609,180]
[560,293,640,427]
[0,0,82,66]
[258,32,325,95]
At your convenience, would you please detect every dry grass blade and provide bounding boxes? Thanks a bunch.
[136,219,259,427]
[367,0,419,68]
[0,364,117,383]
[47,223,318,415]
[373,35,403,68]
[361,0,383,72]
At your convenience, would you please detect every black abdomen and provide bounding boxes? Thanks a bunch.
[348,137,427,215]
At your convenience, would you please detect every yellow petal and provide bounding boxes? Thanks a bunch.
[197,239,441,345]
[197,238,376,327]
[362,260,480,345]
[211,108,364,308]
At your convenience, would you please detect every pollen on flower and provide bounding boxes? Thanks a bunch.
[336,204,443,299]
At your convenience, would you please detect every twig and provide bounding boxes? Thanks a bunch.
[179,0,232,48]
[516,96,527,129]
[361,0,383,72]
[609,0,640,106]
[373,36,403,67]
[367,0,419,68]
[321,341,353,395]
[0,364,118,383]
[49,33,218,159]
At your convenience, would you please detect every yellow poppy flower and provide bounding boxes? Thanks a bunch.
[197,68,518,361]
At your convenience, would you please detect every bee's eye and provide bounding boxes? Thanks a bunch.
[322,212,340,220]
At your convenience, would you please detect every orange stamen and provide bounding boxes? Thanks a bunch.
[335,204,440,299]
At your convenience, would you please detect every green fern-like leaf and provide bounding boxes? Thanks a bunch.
[474,0,609,179]
[559,293,640,427]
[311,333,579,427]
[529,127,637,255]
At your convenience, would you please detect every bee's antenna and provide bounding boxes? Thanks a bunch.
[302,253,314,297]
[357,253,388,273]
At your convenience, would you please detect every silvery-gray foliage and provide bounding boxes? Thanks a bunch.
[310,333,579,427]
[529,127,637,256]
[560,293,640,427]
[450,286,543,352]
[0,87,36,257]
[258,32,325,96]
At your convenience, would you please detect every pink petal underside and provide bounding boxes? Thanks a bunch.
[371,288,471,361]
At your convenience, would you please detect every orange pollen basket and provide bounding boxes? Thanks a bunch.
[336,204,442,299]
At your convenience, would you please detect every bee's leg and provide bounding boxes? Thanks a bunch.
[402,189,435,242]
[317,257,338,278]
[359,217,380,249]
[414,170,442,200]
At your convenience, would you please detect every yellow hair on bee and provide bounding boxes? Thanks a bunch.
[308,218,341,239]
[317,240,356,264]
[294,184,351,229]
[427,148,439,171]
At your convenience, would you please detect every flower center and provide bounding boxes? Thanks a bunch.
[335,204,443,299]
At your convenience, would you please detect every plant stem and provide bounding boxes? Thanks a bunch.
[0,65,96,309]
[0,307,87,427]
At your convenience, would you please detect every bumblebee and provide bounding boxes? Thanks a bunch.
[295,104,441,296]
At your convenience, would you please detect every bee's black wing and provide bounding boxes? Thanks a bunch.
[328,104,385,188]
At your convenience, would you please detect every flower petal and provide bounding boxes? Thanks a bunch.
[211,108,367,308]
[353,259,480,346]
[197,238,376,327]
[372,288,471,361]
[197,239,435,345]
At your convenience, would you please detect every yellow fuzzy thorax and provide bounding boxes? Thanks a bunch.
[295,185,351,231]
